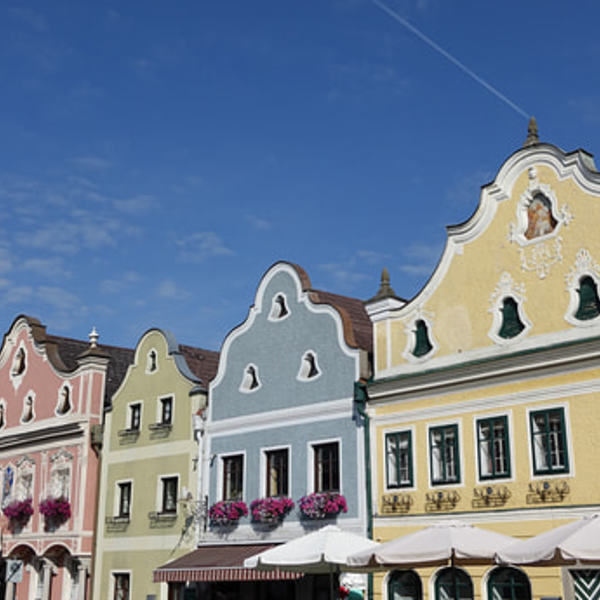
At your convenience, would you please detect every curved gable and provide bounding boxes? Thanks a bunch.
[210,262,367,420]
[372,141,600,378]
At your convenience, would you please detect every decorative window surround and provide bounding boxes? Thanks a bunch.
[146,348,158,374]
[21,391,36,424]
[11,346,27,389]
[55,382,73,416]
[385,430,414,490]
[507,176,572,279]
[565,248,600,326]
[15,456,35,502]
[428,422,462,487]
[475,415,511,481]
[528,406,570,477]
[268,293,290,321]
[402,310,438,363]
[239,364,261,393]
[488,272,531,345]
[297,351,321,381]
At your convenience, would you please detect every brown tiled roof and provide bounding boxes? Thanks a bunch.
[278,263,372,353]
[47,334,134,405]
[309,289,372,352]
[179,345,220,385]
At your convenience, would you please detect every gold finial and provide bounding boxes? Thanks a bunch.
[523,116,539,147]
[373,267,396,300]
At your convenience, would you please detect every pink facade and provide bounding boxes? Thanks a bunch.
[0,316,132,600]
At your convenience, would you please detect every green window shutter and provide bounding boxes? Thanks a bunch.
[575,276,600,320]
[498,298,525,339]
[412,320,433,357]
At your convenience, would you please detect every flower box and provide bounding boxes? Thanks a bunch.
[208,500,248,526]
[250,497,294,524]
[2,498,34,527]
[298,492,347,519]
[39,497,71,526]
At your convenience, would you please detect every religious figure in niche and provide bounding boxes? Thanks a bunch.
[147,350,157,372]
[56,386,71,415]
[524,193,557,240]
[11,348,26,376]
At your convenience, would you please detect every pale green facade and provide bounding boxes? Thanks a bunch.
[92,329,213,600]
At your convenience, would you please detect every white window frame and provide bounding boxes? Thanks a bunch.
[268,292,291,322]
[260,445,292,498]
[111,569,132,600]
[239,363,262,394]
[426,419,464,489]
[526,403,573,480]
[55,382,73,417]
[307,437,343,494]
[216,451,246,502]
[113,479,133,519]
[145,348,159,374]
[156,394,175,426]
[155,473,180,515]
[296,350,322,382]
[564,248,600,327]
[402,313,438,364]
[472,411,515,485]
[383,425,416,492]
[20,390,36,424]
[126,400,143,431]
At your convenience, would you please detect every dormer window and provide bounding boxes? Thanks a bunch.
[298,351,320,380]
[240,364,261,393]
[269,293,289,320]
[524,193,557,240]
[498,297,525,339]
[21,394,34,423]
[412,320,433,358]
[147,349,158,373]
[575,276,600,321]
[12,348,26,377]
[56,385,72,416]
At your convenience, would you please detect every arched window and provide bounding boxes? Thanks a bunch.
[488,567,531,600]
[240,364,261,392]
[56,385,71,416]
[575,276,600,321]
[388,570,422,600]
[147,349,157,373]
[498,298,525,339]
[298,351,320,380]
[412,320,433,358]
[435,568,473,600]
[269,294,289,320]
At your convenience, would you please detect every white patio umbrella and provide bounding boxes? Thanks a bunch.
[244,525,379,600]
[496,513,600,565]
[347,520,518,569]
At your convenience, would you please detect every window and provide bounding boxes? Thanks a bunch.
[487,568,531,600]
[113,573,130,600]
[430,425,460,485]
[298,351,320,380]
[21,394,34,423]
[477,416,510,480]
[223,455,244,501]
[389,570,422,600]
[269,294,289,320]
[160,397,173,425]
[314,442,339,492]
[435,568,473,600]
[266,449,289,497]
[412,320,433,357]
[498,298,525,339]
[161,477,178,513]
[12,348,26,377]
[240,364,261,392]
[50,466,71,499]
[56,386,71,415]
[575,276,600,321]
[118,482,132,518]
[530,408,569,475]
[386,431,413,488]
[129,403,141,431]
[147,349,157,373]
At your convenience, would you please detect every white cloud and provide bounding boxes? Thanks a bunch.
[0,285,33,306]
[22,257,70,279]
[112,194,156,214]
[245,214,271,230]
[157,279,190,300]
[100,271,142,294]
[398,242,443,277]
[37,286,80,310]
[177,232,234,262]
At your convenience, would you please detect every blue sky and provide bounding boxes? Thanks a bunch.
[2,0,600,351]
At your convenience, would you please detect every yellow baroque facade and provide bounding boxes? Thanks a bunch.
[365,123,600,600]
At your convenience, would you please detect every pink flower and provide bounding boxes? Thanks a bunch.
[298,492,348,519]
[2,498,34,522]
[250,497,294,524]
[208,500,248,526]
[39,497,71,522]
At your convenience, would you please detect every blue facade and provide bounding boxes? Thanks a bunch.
[203,262,371,540]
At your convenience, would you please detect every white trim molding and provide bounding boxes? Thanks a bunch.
[564,248,600,327]
[488,271,531,345]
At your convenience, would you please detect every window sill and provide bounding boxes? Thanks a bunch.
[117,428,140,437]
[148,423,172,431]
[106,515,130,524]
[148,511,177,521]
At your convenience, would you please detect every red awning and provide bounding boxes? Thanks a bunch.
[153,544,303,583]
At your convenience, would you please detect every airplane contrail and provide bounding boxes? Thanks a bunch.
[371,0,530,119]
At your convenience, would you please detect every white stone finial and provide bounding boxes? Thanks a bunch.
[89,327,99,348]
